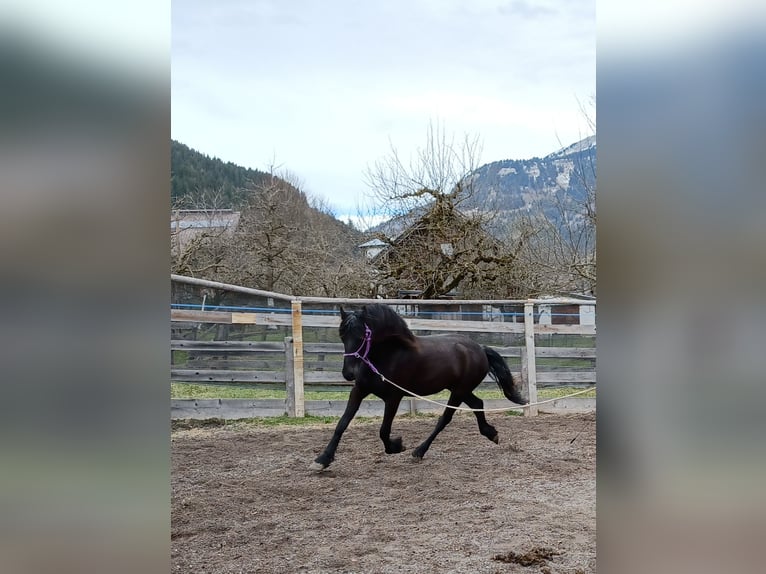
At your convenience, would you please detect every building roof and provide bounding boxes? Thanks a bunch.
[171,210,240,230]
[358,238,387,248]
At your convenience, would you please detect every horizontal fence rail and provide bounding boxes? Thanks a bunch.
[171,275,596,419]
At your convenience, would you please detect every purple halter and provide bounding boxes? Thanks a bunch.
[343,324,382,377]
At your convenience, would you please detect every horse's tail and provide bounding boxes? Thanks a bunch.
[484,346,527,405]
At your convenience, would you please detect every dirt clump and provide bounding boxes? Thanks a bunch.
[493,546,562,566]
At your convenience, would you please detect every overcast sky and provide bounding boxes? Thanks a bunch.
[172,0,595,219]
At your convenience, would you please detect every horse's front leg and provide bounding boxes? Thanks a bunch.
[380,395,405,454]
[311,384,368,471]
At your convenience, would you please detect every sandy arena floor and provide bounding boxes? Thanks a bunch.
[172,412,595,573]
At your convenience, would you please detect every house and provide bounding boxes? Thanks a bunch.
[536,294,596,325]
[171,209,240,255]
[358,238,387,260]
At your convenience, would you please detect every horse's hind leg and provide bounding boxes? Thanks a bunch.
[464,392,499,444]
[412,392,461,460]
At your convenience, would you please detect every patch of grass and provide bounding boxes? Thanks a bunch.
[171,383,353,401]
[172,414,387,429]
[171,383,285,400]
[171,382,595,401]
[227,414,342,427]
[538,386,596,399]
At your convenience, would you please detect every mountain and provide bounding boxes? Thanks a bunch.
[368,136,596,239]
[172,136,595,246]
[463,135,596,224]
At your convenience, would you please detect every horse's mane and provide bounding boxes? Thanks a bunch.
[362,304,416,347]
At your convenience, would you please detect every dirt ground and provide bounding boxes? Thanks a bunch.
[172,412,595,573]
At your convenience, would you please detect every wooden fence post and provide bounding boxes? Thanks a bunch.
[523,301,539,416]
[284,336,296,417]
[290,300,305,417]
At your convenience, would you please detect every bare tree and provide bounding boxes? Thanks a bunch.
[510,183,596,295]
[366,120,484,217]
[511,99,596,295]
[231,172,305,291]
[171,188,237,279]
[227,170,375,297]
[294,195,378,298]
[363,122,526,298]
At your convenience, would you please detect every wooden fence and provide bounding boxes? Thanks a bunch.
[170,275,596,419]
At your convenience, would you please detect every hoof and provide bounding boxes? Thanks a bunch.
[309,461,327,472]
[490,434,499,444]
[386,436,406,454]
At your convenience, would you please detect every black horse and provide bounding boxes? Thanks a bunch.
[311,304,527,470]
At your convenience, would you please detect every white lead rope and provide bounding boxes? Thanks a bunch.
[347,325,595,413]
[377,373,596,413]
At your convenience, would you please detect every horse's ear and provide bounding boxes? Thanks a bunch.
[339,306,347,320]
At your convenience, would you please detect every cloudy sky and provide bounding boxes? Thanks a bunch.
[172,0,595,219]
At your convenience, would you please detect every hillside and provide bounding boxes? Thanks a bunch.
[171,140,273,208]
[171,138,363,244]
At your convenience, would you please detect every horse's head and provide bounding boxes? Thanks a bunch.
[339,306,367,381]
[339,304,413,381]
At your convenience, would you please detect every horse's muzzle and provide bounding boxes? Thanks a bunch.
[341,360,356,381]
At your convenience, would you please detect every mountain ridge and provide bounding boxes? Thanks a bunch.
[171,135,595,239]
[368,135,596,239]
[463,135,596,217]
